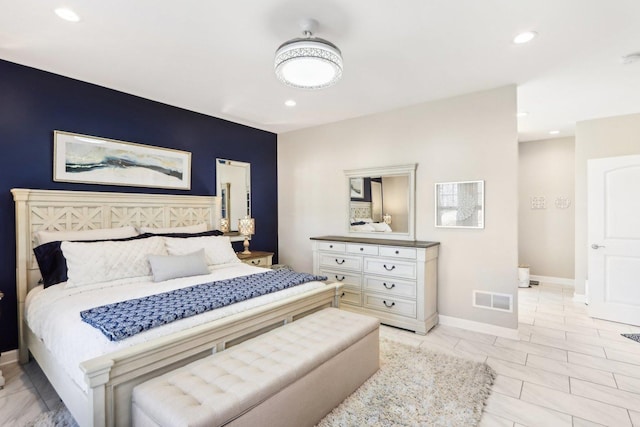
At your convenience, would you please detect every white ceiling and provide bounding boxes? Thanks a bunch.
[1,1,639,141]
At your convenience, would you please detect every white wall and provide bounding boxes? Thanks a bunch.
[575,113,640,297]
[278,85,519,329]
[519,137,575,279]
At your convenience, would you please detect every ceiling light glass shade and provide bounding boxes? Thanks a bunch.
[274,37,343,89]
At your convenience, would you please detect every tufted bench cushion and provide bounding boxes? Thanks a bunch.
[132,308,380,427]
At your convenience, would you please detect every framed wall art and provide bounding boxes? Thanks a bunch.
[350,177,364,199]
[435,180,484,228]
[54,130,191,190]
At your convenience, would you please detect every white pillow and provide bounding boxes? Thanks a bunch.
[62,236,167,288]
[164,236,240,265]
[371,223,392,232]
[35,226,138,246]
[147,249,210,282]
[139,223,208,234]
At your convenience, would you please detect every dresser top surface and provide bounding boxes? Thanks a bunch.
[310,235,440,248]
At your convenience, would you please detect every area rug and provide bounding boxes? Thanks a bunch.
[622,333,640,343]
[317,337,496,426]
[27,338,495,427]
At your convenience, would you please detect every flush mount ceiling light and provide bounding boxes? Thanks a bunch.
[274,18,343,90]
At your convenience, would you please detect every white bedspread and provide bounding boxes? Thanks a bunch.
[25,263,325,393]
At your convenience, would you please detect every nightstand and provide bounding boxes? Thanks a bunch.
[236,251,274,268]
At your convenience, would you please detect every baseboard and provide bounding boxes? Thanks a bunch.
[438,315,519,340]
[530,275,575,287]
[0,349,18,366]
[573,293,587,304]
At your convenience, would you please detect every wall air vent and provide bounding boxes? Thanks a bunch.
[473,290,513,313]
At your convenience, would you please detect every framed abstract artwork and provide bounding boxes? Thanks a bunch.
[350,177,364,199]
[435,180,484,228]
[53,130,191,190]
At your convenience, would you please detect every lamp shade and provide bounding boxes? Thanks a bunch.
[238,216,255,236]
[383,213,392,225]
[274,37,343,89]
[219,217,230,233]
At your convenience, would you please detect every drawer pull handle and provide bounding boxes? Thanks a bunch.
[360,247,364,251]
[329,245,333,248]
[383,264,396,271]
[335,259,346,265]
[383,300,395,308]
[395,250,399,254]
[383,283,396,289]
[341,292,346,297]
[251,260,261,265]
[335,275,346,282]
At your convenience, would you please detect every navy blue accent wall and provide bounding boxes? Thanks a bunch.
[0,59,278,352]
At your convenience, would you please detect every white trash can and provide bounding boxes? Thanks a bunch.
[518,265,530,288]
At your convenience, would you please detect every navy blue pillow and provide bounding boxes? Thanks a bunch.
[33,229,225,288]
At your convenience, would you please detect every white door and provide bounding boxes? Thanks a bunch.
[588,155,640,326]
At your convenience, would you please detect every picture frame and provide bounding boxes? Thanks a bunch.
[350,177,364,199]
[435,180,484,228]
[54,130,191,190]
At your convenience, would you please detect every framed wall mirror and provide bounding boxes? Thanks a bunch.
[435,180,484,228]
[345,164,417,240]
[216,159,250,241]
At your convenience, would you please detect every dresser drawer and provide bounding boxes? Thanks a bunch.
[320,269,362,287]
[363,258,416,279]
[319,254,361,271]
[379,246,417,259]
[364,276,416,299]
[364,294,416,318]
[317,241,346,252]
[340,288,362,306]
[346,243,379,256]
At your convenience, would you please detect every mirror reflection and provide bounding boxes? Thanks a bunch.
[216,159,250,233]
[349,176,409,233]
[345,164,416,240]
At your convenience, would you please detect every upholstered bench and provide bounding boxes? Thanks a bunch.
[131,308,380,427]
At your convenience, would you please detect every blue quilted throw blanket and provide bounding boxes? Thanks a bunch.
[80,270,327,341]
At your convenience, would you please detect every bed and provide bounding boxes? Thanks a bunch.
[12,188,341,427]
[349,202,392,232]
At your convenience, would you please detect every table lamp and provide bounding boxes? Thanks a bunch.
[219,217,230,233]
[238,216,255,254]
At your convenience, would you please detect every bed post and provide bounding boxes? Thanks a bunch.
[11,189,30,364]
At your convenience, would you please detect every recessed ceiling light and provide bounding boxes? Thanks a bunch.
[513,31,537,44]
[517,112,529,118]
[284,99,297,107]
[55,7,80,22]
[549,130,560,135]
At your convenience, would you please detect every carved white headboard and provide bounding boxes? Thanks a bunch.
[11,188,221,361]
[349,201,372,220]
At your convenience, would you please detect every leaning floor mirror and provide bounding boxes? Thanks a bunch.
[216,158,251,241]
[435,180,484,228]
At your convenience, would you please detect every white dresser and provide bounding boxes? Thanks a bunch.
[311,236,439,334]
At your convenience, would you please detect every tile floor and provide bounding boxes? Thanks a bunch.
[1,282,640,426]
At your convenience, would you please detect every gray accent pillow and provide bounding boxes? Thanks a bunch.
[148,249,210,282]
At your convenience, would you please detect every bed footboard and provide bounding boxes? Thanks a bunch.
[53,283,341,427]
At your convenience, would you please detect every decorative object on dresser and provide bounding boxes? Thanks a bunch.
[238,216,255,254]
[53,130,191,190]
[236,251,274,268]
[312,235,439,334]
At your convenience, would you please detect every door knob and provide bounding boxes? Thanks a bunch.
[591,244,605,249]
